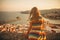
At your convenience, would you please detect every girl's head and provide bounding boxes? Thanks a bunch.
[30,7,41,16]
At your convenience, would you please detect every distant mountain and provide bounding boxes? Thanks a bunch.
[20,9,60,14]
[20,11,30,14]
[41,9,60,20]
[20,9,60,20]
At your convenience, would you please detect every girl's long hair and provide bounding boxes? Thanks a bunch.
[30,7,41,17]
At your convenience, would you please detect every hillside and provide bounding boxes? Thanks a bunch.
[41,9,60,20]
[21,9,60,20]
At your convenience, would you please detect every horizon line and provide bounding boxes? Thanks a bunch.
[0,8,60,12]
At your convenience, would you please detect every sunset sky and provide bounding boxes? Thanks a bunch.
[0,0,60,11]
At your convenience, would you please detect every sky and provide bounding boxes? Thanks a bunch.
[0,0,60,11]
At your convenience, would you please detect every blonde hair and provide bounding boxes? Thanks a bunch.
[30,7,41,18]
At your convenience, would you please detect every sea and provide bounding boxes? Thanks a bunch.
[0,12,60,24]
[0,12,29,24]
